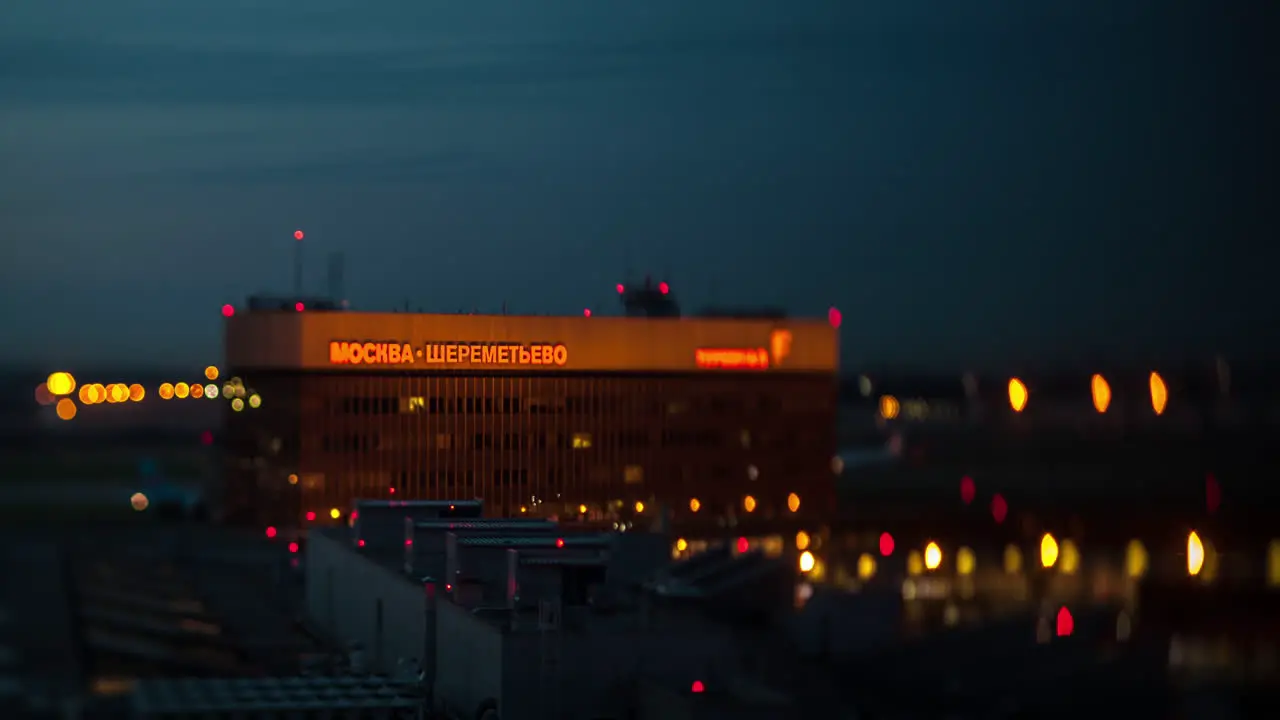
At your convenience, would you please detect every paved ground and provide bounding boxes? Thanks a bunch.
[0,520,330,715]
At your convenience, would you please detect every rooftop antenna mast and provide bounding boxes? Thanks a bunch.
[293,229,305,296]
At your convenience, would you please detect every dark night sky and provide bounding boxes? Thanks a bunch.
[1,0,1275,372]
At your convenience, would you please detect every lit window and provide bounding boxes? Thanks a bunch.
[404,397,425,412]
[571,432,592,449]
[623,465,644,484]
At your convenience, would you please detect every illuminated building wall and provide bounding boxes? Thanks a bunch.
[222,312,839,526]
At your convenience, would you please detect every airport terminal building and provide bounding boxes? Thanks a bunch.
[222,303,838,528]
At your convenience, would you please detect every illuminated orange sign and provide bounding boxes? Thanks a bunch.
[695,348,770,370]
[696,328,792,371]
[328,341,568,367]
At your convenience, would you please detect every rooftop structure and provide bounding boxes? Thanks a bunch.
[303,498,815,720]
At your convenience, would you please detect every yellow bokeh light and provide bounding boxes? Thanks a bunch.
[906,550,924,576]
[1266,540,1280,588]
[879,394,900,420]
[634,501,645,514]
[1008,378,1029,413]
[1040,533,1060,569]
[743,495,757,513]
[795,530,810,551]
[77,386,93,404]
[676,538,688,553]
[90,384,106,404]
[956,546,976,576]
[55,398,77,421]
[231,397,245,412]
[288,473,299,485]
[330,507,341,520]
[46,372,76,396]
[1187,531,1204,577]
[1060,539,1080,575]
[689,498,701,513]
[128,383,145,402]
[786,493,800,513]
[924,542,942,571]
[158,383,174,400]
[130,493,149,512]
[856,553,877,580]
[248,393,262,408]
[190,383,204,399]
[1091,374,1111,414]
[1125,539,1149,579]
[1004,544,1023,574]
[576,503,587,514]
[174,382,190,399]
[222,384,234,399]
[798,551,815,573]
[205,365,219,381]
[1150,372,1168,416]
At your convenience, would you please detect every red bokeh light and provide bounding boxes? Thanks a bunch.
[1056,606,1074,637]
[358,539,366,547]
[389,487,396,494]
[555,538,565,548]
[879,532,895,556]
[659,281,669,295]
[306,511,316,521]
[405,538,413,546]
[991,493,1008,524]
[616,283,625,294]
[736,537,749,554]
[828,306,843,328]
[583,308,592,318]
[221,304,235,317]
[265,526,277,538]
[295,302,305,312]
[960,476,976,505]
[200,430,213,446]
[294,230,304,240]
[288,542,299,553]
[691,680,705,693]
[1205,473,1221,514]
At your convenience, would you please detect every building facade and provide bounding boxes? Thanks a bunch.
[222,310,838,529]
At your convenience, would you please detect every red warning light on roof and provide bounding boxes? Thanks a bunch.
[1056,606,1074,637]
[659,281,670,295]
[295,302,305,312]
[265,526,277,539]
[879,532,895,557]
[306,511,316,521]
[960,476,976,505]
[828,306,843,329]
[221,304,235,317]
[991,493,1008,524]
[616,283,625,294]
[583,308,591,318]
[555,538,565,548]
[691,680,705,693]
[288,542,299,553]
[736,537,749,554]
[294,230,304,241]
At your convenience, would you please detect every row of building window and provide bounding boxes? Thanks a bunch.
[330,395,787,417]
[318,429,794,454]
